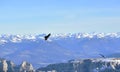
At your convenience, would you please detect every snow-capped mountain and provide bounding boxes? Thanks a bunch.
[0,33,120,68]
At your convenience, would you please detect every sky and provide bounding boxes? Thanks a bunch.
[0,0,120,34]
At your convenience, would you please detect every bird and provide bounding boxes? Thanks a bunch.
[99,54,106,58]
[44,33,51,40]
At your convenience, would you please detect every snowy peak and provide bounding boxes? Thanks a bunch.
[0,33,120,43]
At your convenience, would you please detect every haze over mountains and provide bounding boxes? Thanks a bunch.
[0,33,120,68]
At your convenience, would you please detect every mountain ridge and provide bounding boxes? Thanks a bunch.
[0,33,120,68]
[0,32,120,44]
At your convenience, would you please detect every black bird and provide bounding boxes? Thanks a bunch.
[44,33,51,40]
[99,54,106,58]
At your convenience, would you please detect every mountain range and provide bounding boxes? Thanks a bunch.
[0,33,120,68]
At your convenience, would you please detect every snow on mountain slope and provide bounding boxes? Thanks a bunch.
[0,33,120,68]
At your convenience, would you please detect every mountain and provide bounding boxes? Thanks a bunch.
[0,58,34,72]
[36,58,120,72]
[0,33,120,68]
[1,58,120,72]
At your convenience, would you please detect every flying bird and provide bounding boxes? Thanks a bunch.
[99,54,106,58]
[44,33,51,40]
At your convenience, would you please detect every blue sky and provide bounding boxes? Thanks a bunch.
[0,0,120,34]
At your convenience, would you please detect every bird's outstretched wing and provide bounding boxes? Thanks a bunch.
[99,54,106,58]
[44,33,51,40]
